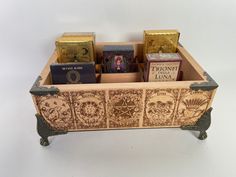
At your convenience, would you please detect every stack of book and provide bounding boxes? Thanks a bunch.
[50,30,184,85]
[143,30,183,82]
[50,32,97,84]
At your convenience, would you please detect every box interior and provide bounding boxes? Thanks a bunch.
[42,42,205,85]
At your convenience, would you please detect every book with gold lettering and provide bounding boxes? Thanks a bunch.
[145,53,182,82]
[50,62,96,84]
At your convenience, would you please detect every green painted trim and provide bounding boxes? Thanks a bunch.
[30,76,59,96]
[181,107,212,140]
[190,72,218,91]
[36,113,67,146]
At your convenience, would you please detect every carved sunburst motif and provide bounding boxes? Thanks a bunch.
[80,101,99,117]
[72,91,106,129]
[174,89,212,126]
[182,98,208,110]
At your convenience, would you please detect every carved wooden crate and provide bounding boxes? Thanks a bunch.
[30,42,218,146]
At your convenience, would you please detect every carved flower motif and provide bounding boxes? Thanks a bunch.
[81,101,98,117]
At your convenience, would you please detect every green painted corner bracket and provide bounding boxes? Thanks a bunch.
[30,76,59,96]
[36,114,67,146]
[181,107,212,140]
[190,72,218,91]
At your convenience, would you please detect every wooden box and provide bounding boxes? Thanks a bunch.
[30,42,218,146]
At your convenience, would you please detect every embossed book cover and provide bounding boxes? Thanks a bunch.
[50,62,96,84]
[144,30,180,58]
[56,32,95,63]
[145,53,182,82]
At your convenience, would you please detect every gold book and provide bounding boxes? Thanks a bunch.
[62,32,95,42]
[143,30,180,58]
[56,32,95,63]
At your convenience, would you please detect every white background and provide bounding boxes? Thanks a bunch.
[0,0,236,177]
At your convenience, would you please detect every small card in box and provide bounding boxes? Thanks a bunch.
[103,45,134,73]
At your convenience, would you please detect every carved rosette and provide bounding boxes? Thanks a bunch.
[71,91,106,129]
[143,89,179,127]
[174,89,212,126]
[35,92,74,130]
[108,89,143,128]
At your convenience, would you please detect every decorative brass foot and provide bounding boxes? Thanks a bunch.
[36,114,67,146]
[181,107,212,140]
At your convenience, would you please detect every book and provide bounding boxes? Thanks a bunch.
[55,32,95,63]
[145,53,182,82]
[144,30,180,59]
[50,62,96,84]
[103,45,134,73]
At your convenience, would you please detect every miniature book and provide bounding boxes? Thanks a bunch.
[50,62,96,84]
[143,30,180,59]
[145,53,182,82]
[55,32,95,63]
[103,45,134,73]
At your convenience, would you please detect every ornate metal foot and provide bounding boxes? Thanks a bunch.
[181,107,212,140]
[36,114,67,146]
[40,137,50,146]
[198,131,207,140]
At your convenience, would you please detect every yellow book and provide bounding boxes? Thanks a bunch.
[143,30,180,59]
[56,32,95,63]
